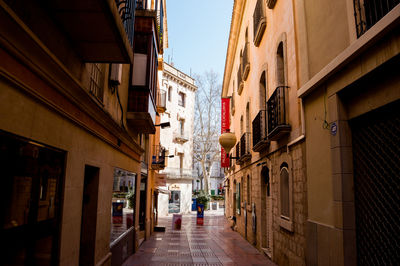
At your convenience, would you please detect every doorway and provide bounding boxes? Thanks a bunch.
[139,175,147,232]
[351,101,400,265]
[1,131,65,266]
[260,166,272,256]
[168,191,181,213]
[79,165,100,266]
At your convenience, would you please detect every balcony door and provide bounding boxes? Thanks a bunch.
[1,131,65,266]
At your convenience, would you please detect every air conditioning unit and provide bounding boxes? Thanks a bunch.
[110,64,122,86]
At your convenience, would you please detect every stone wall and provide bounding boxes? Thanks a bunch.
[271,142,307,266]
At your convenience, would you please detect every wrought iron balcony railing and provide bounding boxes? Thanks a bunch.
[240,132,252,162]
[237,65,244,95]
[135,0,164,52]
[151,145,166,170]
[354,0,399,37]
[252,110,269,152]
[242,42,250,81]
[267,86,291,140]
[235,142,241,165]
[116,0,136,48]
[157,90,167,113]
[253,0,266,46]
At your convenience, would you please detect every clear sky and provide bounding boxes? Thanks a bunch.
[163,0,233,79]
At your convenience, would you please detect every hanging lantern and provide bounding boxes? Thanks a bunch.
[219,131,237,155]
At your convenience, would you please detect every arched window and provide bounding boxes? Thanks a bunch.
[276,42,285,86]
[240,116,244,135]
[280,162,289,218]
[246,103,250,133]
[259,71,267,110]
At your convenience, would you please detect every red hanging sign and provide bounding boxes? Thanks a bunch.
[221,98,230,168]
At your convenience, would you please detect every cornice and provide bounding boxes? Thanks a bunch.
[222,0,246,97]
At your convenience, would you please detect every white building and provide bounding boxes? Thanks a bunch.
[157,62,197,215]
[193,160,224,196]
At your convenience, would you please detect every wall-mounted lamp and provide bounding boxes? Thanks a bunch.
[155,122,171,128]
[219,129,240,159]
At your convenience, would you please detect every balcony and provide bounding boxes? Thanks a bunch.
[162,167,196,179]
[239,133,252,162]
[253,0,266,46]
[235,142,241,165]
[126,88,156,134]
[151,145,166,170]
[237,65,244,95]
[135,0,164,53]
[173,131,189,143]
[242,42,250,81]
[157,90,167,113]
[46,0,135,62]
[267,86,291,140]
[353,0,399,37]
[252,110,270,152]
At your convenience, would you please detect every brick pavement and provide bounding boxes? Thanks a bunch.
[123,212,276,266]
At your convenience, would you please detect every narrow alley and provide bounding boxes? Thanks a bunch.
[123,211,276,266]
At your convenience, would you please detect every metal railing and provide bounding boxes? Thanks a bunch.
[151,145,166,169]
[353,0,399,37]
[253,0,266,46]
[116,0,135,48]
[242,42,250,81]
[235,142,240,162]
[252,110,267,148]
[267,86,290,139]
[240,132,251,159]
[136,0,164,49]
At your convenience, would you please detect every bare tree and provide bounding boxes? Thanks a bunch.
[193,70,221,195]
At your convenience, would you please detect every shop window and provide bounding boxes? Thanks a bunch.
[111,168,136,244]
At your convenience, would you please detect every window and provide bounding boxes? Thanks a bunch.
[168,86,172,101]
[179,120,185,135]
[247,175,251,203]
[178,92,185,107]
[276,42,286,86]
[279,160,293,231]
[280,164,289,217]
[89,63,104,101]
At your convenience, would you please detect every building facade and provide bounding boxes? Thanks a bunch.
[0,0,167,265]
[222,0,307,265]
[157,62,197,216]
[296,1,400,265]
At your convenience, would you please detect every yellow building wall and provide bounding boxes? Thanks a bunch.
[0,79,141,266]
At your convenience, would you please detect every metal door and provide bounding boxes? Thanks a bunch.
[351,101,400,265]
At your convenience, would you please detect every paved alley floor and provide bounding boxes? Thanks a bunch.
[123,212,276,266]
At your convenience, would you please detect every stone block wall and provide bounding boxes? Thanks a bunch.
[271,142,307,266]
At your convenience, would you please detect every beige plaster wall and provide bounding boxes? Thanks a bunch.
[304,88,334,225]
[0,79,141,266]
[304,0,350,77]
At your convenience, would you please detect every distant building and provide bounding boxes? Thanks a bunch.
[157,62,197,215]
[193,160,224,196]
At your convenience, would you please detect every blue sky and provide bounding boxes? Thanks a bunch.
[163,0,233,79]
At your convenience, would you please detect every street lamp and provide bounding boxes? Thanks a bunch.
[155,122,171,128]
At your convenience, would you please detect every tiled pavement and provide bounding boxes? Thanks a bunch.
[123,212,276,266]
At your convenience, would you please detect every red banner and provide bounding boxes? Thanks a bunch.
[221,98,230,168]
